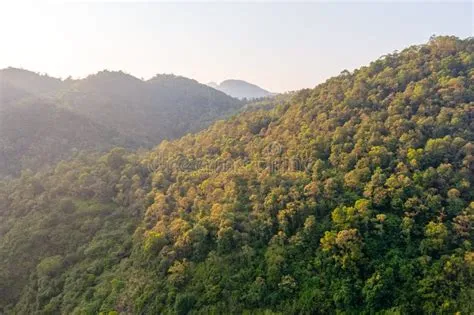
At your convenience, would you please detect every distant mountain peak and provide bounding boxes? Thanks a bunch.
[220,79,259,86]
[207,79,273,99]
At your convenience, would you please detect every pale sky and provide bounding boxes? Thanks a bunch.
[0,2,472,92]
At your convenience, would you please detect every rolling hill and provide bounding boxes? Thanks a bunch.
[0,69,243,176]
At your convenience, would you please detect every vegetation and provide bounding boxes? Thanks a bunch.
[0,101,139,176]
[0,69,243,177]
[0,36,473,314]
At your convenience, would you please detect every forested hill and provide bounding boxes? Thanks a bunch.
[0,69,243,176]
[0,68,65,100]
[57,71,243,141]
[0,36,473,314]
[0,101,139,176]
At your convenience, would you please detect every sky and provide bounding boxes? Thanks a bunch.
[0,2,472,92]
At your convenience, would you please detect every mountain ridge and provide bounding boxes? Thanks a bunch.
[0,36,472,313]
[0,68,244,176]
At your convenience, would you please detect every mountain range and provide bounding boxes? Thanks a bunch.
[0,68,244,176]
[0,36,472,314]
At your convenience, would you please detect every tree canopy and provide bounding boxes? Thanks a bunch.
[0,36,473,314]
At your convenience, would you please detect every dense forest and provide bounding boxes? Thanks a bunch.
[207,80,273,100]
[0,69,243,177]
[0,36,473,314]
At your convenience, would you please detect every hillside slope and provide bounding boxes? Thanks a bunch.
[58,72,243,141]
[0,68,66,98]
[0,101,138,176]
[0,36,473,314]
[0,70,243,176]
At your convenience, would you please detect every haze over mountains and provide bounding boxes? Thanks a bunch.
[207,79,274,99]
[0,68,244,176]
[0,36,472,314]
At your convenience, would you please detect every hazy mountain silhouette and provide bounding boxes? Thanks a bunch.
[0,68,243,176]
[208,79,273,99]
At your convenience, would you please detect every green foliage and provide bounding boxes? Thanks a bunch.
[0,36,473,314]
[36,255,64,277]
